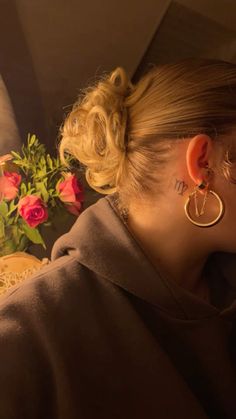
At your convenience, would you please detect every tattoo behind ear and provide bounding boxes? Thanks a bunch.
[174,179,188,195]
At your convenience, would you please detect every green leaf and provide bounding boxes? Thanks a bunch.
[0,201,8,219]
[7,201,18,217]
[55,157,60,168]
[35,166,47,178]
[0,236,17,255]
[0,224,22,255]
[17,234,30,252]
[9,200,16,211]
[21,221,46,249]
[10,151,21,159]
[0,215,5,238]
[29,134,36,147]
[46,154,53,170]
[21,144,26,158]
[35,181,49,202]
[20,182,27,195]
[40,156,46,166]
[27,188,36,194]
[27,182,36,195]
[7,217,15,225]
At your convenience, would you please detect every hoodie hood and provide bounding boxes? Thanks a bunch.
[51,194,236,321]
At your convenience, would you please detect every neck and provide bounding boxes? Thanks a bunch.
[126,203,213,297]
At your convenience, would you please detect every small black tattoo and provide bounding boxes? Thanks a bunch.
[174,179,188,195]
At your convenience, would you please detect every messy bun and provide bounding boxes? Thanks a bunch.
[59,59,236,222]
[58,67,134,196]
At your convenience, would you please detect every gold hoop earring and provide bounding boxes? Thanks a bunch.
[184,184,224,227]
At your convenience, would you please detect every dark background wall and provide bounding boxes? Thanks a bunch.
[0,0,168,152]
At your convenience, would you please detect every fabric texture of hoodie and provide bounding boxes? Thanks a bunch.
[0,193,236,419]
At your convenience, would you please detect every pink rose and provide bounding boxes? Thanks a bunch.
[0,171,21,200]
[57,173,84,216]
[18,195,48,228]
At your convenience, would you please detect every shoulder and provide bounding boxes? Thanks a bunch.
[0,255,95,329]
[0,255,84,304]
[0,254,94,350]
[0,252,125,346]
[0,256,86,417]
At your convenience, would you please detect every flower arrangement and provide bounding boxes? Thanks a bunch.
[0,134,85,256]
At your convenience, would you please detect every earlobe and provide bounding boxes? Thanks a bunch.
[186,134,213,185]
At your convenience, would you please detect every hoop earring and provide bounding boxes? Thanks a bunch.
[184,182,224,227]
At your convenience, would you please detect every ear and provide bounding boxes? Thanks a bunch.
[186,134,213,187]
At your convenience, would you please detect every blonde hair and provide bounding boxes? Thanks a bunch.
[58,58,236,220]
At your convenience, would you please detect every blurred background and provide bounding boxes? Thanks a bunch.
[1,0,236,257]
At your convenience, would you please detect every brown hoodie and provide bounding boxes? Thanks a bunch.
[0,193,236,419]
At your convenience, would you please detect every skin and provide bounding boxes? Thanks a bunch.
[126,133,236,301]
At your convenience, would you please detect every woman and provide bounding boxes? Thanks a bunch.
[1,58,236,418]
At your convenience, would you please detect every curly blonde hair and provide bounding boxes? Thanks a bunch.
[58,58,236,220]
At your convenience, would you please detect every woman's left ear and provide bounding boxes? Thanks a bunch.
[186,134,213,187]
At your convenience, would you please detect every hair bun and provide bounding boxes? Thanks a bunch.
[59,67,134,195]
